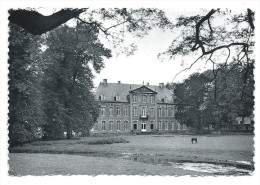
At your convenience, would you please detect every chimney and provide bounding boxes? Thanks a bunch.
[159,83,164,88]
[118,81,121,84]
[147,82,149,86]
[102,79,107,86]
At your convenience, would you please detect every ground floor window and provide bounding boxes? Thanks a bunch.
[165,121,168,130]
[109,121,113,131]
[124,120,128,130]
[150,121,154,130]
[158,121,162,130]
[133,121,138,130]
[171,121,174,130]
[102,121,106,131]
[183,124,186,130]
[116,120,121,131]
[177,122,180,130]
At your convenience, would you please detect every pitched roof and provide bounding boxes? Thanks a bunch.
[95,82,173,103]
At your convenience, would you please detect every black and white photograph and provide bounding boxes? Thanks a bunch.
[0,0,259,185]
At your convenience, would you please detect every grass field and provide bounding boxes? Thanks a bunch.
[9,134,254,176]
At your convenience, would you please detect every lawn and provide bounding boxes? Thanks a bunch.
[9,134,255,176]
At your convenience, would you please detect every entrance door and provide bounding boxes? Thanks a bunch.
[141,121,146,132]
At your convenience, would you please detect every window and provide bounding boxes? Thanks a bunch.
[116,94,120,101]
[158,108,162,117]
[150,95,154,103]
[101,94,105,101]
[142,94,147,103]
[133,121,138,130]
[177,123,180,130]
[124,107,128,116]
[166,108,169,117]
[150,121,154,130]
[101,107,105,116]
[158,121,162,130]
[183,124,186,130]
[109,107,113,116]
[150,108,155,117]
[124,120,128,130]
[165,121,168,130]
[102,121,106,131]
[116,107,121,116]
[116,120,121,131]
[109,121,113,131]
[171,108,175,117]
[141,107,147,117]
[133,107,137,116]
[171,121,175,130]
[133,95,137,103]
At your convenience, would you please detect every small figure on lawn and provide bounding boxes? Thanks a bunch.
[191,137,197,144]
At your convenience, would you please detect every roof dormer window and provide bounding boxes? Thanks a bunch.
[101,94,105,101]
[116,94,120,101]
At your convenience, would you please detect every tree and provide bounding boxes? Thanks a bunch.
[9,9,86,35]
[8,24,44,145]
[41,23,111,139]
[159,9,255,101]
[174,73,211,133]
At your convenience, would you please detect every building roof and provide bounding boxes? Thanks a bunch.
[95,81,174,103]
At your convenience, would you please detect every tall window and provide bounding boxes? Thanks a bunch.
[183,124,186,130]
[165,121,168,130]
[116,120,121,131]
[150,121,154,130]
[158,121,162,130]
[133,107,137,116]
[101,107,105,116]
[116,107,121,116]
[116,94,120,101]
[171,121,175,130]
[150,108,154,117]
[165,107,168,117]
[141,107,147,117]
[109,121,113,131]
[133,120,137,130]
[177,122,180,130]
[124,107,128,116]
[171,108,175,117]
[109,107,113,116]
[142,94,147,103]
[133,95,137,103]
[102,121,106,131]
[150,95,154,103]
[124,120,128,130]
[101,94,105,101]
[158,108,162,117]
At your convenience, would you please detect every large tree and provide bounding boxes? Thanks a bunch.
[8,24,44,145]
[41,23,111,139]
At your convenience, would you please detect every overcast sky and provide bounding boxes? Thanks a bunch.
[91,10,213,87]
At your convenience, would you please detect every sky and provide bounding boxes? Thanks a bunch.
[91,10,211,87]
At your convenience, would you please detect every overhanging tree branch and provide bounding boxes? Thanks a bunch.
[9,8,86,35]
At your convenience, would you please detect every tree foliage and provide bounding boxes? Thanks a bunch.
[173,61,254,134]
[41,24,111,139]
[8,24,44,145]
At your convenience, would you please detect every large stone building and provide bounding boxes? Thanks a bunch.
[91,79,187,134]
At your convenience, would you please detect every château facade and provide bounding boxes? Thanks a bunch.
[91,79,187,134]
